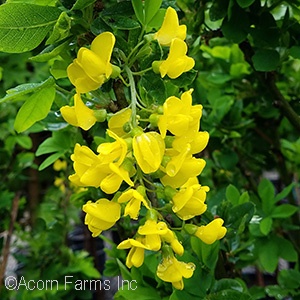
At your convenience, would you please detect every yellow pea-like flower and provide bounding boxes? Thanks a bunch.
[156,255,195,290]
[117,237,150,268]
[161,155,206,188]
[194,218,227,244]
[60,93,98,130]
[138,219,168,251]
[118,188,150,220]
[67,32,116,93]
[154,7,186,46]
[172,178,209,220]
[82,199,121,237]
[155,38,195,79]
[161,228,184,256]
[158,89,202,138]
[132,131,165,174]
[69,143,106,187]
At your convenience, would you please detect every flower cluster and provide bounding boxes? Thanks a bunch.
[153,7,195,79]
[61,6,227,290]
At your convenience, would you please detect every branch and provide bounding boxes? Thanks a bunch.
[0,192,20,291]
[239,41,300,132]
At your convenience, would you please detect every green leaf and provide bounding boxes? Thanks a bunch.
[239,192,250,204]
[289,46,300,59]
[257,237,279,273]
[236,0,255,8]
[259,216,273,235]
[71,0,96,10]
[38,151,64,171]
[212,279,244,293]
[115,285,161,300]
[271,204,299,218]
[46,12,71,44]
[226,202,255,229]
[252,49,280,72]
[14,85,56,133]
[0,3,61,53]
[209,0,230,21]
[144,0,162,24]
[132,0,144,25]
[258,178,275,214]
[278,269,300,289]
[274,182,296,202]
[0,77,55,103]
[30,39,71,63]
[221,6,249,43]
[277,236,298,262]
[226,184,240,206]
[36,131,72,156]
[190,237,220,269]
[15,135,32,149]
[116,258,132,281]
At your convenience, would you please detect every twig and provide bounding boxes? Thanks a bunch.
[0,192,20,291]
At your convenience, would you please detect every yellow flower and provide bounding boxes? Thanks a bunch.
[173,130,209,155]
[53,159,67,171]
[158,90,202,138]
[97,130,128,166]
[194,218,227,244]
[133,131,165,174]
[118,188,150,220]
[60,93,97,130]
[154,7,186,46]
[108,108,132,137]
[67,32,115,93]
[68,143,134,194]
[99,162,134,194]
[156,255,195,290]
[154,38,194,79]
[161,155,206,188]
[69,143,105,187]
[161,228,184,256]
[172,178,209,220]
[82,199,121,237]
[117,237,149,268]
[138,219,168,251]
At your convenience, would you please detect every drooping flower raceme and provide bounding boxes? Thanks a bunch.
[61,5,227,292]
[154,7,186,46]
[67,32,116,93]
[82,199,121,237]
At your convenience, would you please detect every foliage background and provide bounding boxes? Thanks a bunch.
[0,0,300,299]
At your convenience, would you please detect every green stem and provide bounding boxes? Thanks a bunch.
[127,40,145,65]
[132,67,153,76]
[124,66,138,127]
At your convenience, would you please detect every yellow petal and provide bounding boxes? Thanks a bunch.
[67,60,102,93]
[155,7,186,46]
[91,32,116,77]
[60,105,78,127]
[74,94,97,130]
[82,199,121,223]
[108,108,132,136]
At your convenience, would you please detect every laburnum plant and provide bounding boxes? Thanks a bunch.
[59,5,227,292]
[3,0,299,300]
